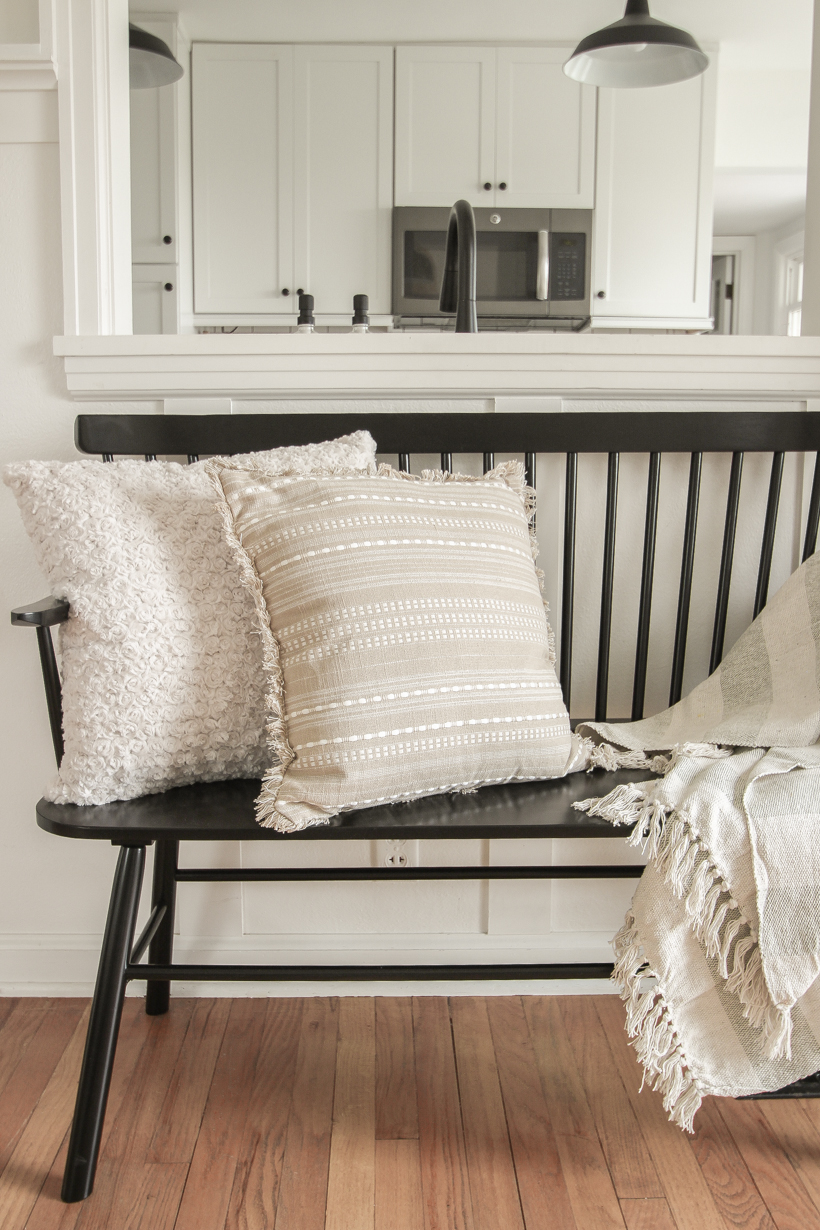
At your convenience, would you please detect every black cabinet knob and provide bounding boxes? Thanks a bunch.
[297,288,304,295]
[483,182,492,190]
[498,182,507,190]
[597,290,606,299]
[162,235,172,244]
[282,288,290,296]
[164,282,173,291]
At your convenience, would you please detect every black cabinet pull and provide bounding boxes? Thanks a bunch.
[597,290,606,299]
[498,182,507,190]
[483,182,492,190]
[163,282,173,291]
[282,288,290,296]
[162,235,172,244]
[297,288,304,295]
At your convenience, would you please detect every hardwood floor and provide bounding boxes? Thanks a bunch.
[0,995,819,1229]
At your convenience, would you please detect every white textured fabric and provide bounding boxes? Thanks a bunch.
[573,552,820,1129]
[4,433,377,805]
[207,460,573,831]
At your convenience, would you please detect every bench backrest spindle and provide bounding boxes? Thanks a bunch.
[75,411,820,724]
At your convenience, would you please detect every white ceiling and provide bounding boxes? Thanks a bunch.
[134,1,814,71]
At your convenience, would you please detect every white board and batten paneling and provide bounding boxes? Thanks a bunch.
[192,43,392,318]
[394,45,595,209]
[590,59,718,330]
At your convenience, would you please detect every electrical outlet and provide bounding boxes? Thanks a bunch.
[373,838,419,868]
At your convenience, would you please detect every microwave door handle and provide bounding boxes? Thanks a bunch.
[536,230,550,301]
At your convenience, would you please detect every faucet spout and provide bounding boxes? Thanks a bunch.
[439,199,478,333]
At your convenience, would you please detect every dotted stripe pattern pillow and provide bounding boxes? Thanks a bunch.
[4,432,377,805]
[207,459,573,831]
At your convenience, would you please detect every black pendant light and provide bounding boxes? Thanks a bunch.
[129,23,184,89]
[564,0,708,88]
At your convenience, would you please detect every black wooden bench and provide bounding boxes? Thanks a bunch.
[13,410,820,1202]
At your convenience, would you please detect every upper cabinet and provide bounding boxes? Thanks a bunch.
[590,61,717,329]
[192,43,392,317]
[395,45,595,209]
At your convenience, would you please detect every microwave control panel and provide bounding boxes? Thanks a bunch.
[549,233,586,301]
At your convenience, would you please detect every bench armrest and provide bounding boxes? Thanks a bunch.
[11,597,70,627]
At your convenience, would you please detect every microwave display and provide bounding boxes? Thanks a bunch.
[550,234,586,301]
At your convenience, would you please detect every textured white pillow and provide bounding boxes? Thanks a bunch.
[208,460,573,832]
[4,432,377,805]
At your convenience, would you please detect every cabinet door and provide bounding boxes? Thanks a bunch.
[192,44,293,314]
[132,264,178,334]
[130,20,179,263]
[293,46,393,315]
[394,46,495,207]
[495,48,595,209]
[591,64,717,327]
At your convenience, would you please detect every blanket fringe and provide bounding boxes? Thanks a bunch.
[580,776,793,1062]
[573,736,671,776]
[612,912,703,1132]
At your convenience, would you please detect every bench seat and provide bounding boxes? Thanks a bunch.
[36,767,653,843]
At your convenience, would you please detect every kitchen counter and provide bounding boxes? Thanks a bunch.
[53,333,820,404]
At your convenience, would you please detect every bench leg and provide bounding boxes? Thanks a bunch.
[61,844,145,1203]
[145,839,178,1016]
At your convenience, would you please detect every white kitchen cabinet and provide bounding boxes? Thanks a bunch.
[192,44,294,315]
[495,47,595,209]
[192,43,392,318]
[293,46,393,315]
[132,264,178,334]
[394,46,496,208]
[394,45,595,209]
[590,61,717,329]
[130,20,179,264]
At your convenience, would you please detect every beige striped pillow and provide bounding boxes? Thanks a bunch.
[207,460,573,831]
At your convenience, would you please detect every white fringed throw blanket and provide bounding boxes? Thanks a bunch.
[572,550,820,1130]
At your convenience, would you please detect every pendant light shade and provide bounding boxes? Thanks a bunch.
[129,23,184,89]
[564,0,708,89]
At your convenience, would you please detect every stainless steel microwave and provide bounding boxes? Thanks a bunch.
[392,207,592,323]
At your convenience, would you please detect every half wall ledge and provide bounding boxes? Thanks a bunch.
[53,334,820,404]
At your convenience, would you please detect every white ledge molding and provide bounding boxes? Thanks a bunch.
[54,334,820,403]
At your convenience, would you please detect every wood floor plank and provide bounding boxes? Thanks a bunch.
[716,1097,820,1230]
[758,1098,820,1218]
[0,997,20,1040]
[0,1008,90,1230]
[414,996,474,1230]
[24,999,150,1230]
[376,998,418,1140]
[689,1096,777,1230]
[326,998,376,1230]
[173,998,269,1230]
[594,996,738,1230]
[485,997,577,1230]
[0,1001,52,1103]
[523,996,625,1230]
[273,997,340,1230]
[450,997,524,1230]
[224,998,304,1230]
[560,996,664,1201]
[375,1140,424,1230]
[0,1001,86,1177]
[147,998,231,1164]
[619,1198,678,1230]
